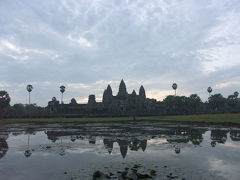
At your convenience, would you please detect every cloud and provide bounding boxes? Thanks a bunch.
[66,34,93,47]
[215,81,240,89]
[197,9,240,73]
[0,0,240,106]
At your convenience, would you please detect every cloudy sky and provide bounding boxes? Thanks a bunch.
[0,0,240,106]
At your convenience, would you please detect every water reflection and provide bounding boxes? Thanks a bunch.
[0,130,9,159]
[230,130,240,141]
[211,129,228,147]
[1,122,240,180]
[24,134,32,157]
[1,123,240,160]
[103,138,114,154]
[59,138,65,156]
[42,125,208,158]
[0,138,8,159]
[89,136,96,144]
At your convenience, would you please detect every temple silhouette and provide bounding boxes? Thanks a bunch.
[48,79,158,117]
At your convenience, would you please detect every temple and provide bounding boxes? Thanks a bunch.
[47,79,158,117]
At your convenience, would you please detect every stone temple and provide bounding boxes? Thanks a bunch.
[48,79,158,117]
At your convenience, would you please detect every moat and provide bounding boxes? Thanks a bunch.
[0,121,240,180]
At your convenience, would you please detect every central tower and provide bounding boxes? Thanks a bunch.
[117,79,128,98]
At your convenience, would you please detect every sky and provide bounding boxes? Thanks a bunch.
[0,0,240,106]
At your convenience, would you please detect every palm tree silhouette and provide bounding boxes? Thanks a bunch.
[234,91,239,98]
[60,85,65,104]
[172,83,177,96]
[26,85,33,104]
[207,87,212,97]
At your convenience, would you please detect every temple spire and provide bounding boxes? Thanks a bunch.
[132,90,136,95]
[106,84,112,95]
[103,84,113,105]
[139,85,146,99]
[117,79,127,97]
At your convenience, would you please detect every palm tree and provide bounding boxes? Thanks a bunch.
[60,85,65,104]
[207,87,212,97]
[234,91,239,98]
[26,85,33,104]
[172,83,177,96]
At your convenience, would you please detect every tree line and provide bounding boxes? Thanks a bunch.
[0,83,239,118]
[159,92,239,115]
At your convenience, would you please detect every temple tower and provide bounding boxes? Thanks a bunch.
[88,95,96,105]
[139,85,146,113]
[117,79,128,98]
[106,84,112,95]
[70,98,77,104]
[139,85,146,100]
[103,84,113,105]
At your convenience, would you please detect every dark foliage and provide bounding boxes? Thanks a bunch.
[0,91,11,118]
[6,104,51,118]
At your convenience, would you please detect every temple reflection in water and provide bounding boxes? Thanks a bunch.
[1,123,240,159]
[46,131,149,158]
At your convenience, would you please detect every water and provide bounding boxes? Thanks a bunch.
[0,121,240,180]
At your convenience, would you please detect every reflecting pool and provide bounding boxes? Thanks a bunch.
[0,121,240,179]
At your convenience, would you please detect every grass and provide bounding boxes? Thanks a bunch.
[0,116,133,124]
[1,113,240,124]
[141,113,240,123]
